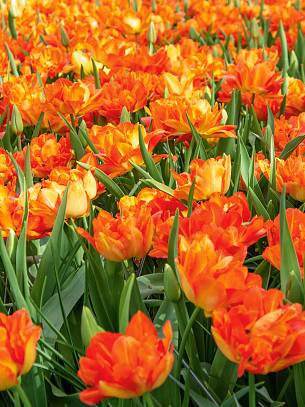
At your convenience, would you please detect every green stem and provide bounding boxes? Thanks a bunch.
[249,373,256,407]
[15,384,32,407]
[143,392,154,407]
[175,307,200,379]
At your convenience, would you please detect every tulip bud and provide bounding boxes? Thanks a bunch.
[5,229,17,260]
[151,0,156,12]
[60,24,69,48]
[147,21,157,45]
[289,50,299,76]
[250,18,260,40]
[164,263,181,302]
[286,270,304,304]
[189,26,199,41]
[81,306,104,348]
[11,104,23,135]
[120,106,131,123]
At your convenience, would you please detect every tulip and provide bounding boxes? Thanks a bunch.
[78,311,174,404]
[212,287,305,376]
[77,196,154,261]
[177,233,262,316]
[0,309,41,391]
[172,155,231,201]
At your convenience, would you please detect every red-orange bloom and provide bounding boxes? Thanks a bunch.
[77,196,154,261]
[218,60,283,120]
[149,192,266,259]
[0,309,41,391]
[78,311,174,404]
[212,287,305,376]
[98,73,149,123]
[263,208,305,277]
[172,156,231,201]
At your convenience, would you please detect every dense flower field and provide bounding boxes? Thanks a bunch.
[2,0,305,405]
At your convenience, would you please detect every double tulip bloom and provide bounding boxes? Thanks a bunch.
[212,287,305,376]
[78,195,154,261]
[78,311,174,405]
[0,310,41,391]
[173,156,231,201]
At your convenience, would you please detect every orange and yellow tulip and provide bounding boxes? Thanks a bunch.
[0,309,41,391]
[77,196,154,261]
[172,156,231,201]
[78,311,174,404]
[212,287,305,376]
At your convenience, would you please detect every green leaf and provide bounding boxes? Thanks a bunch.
[5,43,19,77]
[31,189,68,306]
[168,210,179,279]
[58,112,85,160]
[209,349,237,402]
[119,273,135,332]
[77,161,125,199]
[31,112,44,139]
[142,178,175,196]
[0,231,28,310]
[42,267,85,341]
[294,363,305,407]
[279,135,305,160]
[138,126,163,182]
[248,187,270,220]
[280,187,303,303]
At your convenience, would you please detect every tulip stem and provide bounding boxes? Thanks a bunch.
[248,373,256,407]
[15,384,32,407]
[143,392,155,407]
[175,307,201,379]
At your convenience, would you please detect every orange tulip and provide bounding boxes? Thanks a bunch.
[263,208,305,277]
[15,134,73,178]
[77,196,154,261]
[0,148,16,186]
[150,97,236,142]
[172,156,231,201]
[149,191,266,259]
[286,78,305,118]
[47,168,98,218]
[98,72,149,123]
[78,311,174,404]
[218,59,283,120]
[212,287,305,376]
[259,155,305,201]
[272,113,305,155]
[89,123,164,178]
[177,232,262,316]
[0,309,41,391]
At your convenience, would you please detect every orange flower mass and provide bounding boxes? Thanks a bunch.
[78,311,174,405]
[0,309,41,391]
[212,287,305,376]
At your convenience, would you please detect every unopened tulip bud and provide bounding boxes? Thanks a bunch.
[5,229,17,260]
[11,104,23,135]
[164,263,181,302]
[147,21,157,44]
[81,306,104,348]
[60,24,69,48]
